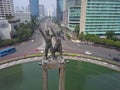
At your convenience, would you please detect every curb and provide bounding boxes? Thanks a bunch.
[0,53,120,71]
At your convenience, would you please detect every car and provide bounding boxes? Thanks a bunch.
[40,50,44,54]
[112,57,120,61]
[31,40,34,42]
[85,51,92,55]
[35,47,44,54]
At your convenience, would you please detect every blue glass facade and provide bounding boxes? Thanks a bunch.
[29,0,39,17]
[57,0,63,21]
[85,0,120,34]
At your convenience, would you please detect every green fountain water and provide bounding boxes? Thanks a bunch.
[0,60,120,90]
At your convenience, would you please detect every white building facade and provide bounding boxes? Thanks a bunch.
[15,11,31,23]
[0,18,20,40]
[0,19,11,39]
[0,0,14,19]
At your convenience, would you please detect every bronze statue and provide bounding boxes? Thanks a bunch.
[49,27,64,58]
[39,26,55,60]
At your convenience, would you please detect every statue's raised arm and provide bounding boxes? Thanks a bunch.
[49,27,57,37]
[39,26,46,41]
[49,26,63,58]
[38,25,55,60]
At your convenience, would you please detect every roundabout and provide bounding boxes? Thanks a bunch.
[0,54,120,90]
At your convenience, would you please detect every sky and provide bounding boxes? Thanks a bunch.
[13,0,56,10]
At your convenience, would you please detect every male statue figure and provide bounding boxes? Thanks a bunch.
[39,26,55,60]
[49,27,64,58]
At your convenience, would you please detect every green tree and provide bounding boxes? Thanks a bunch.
[78,33,86,41]
[74,25,80,37]
[10,29,17,38]
[0,32,2,41]
[16,23,32,41]
[114,41,120,47]
[85,34,99,42]
[0,21,34,47]
[65,33,71,40]
[31,17,39,32]
[106,30,115,39]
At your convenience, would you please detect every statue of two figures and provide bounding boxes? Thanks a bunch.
[39,24,64,63]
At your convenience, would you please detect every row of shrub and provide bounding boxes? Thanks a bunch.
[0,38,19,47]
[78,34,120,48]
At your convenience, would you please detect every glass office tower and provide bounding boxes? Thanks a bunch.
[29,0,39,17]
[65,0,81,10]
[63,0,81,26]
[57,0,63,21]
[80,0,120,34]
[68,6,80,30]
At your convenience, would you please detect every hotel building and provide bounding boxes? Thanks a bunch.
[80,0,120,34]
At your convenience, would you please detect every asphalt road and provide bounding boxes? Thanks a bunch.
[62,39,120,60]
[50,20,120,61]
[0,18,120,62]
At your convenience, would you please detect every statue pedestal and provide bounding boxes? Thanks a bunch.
[40,58,65,90]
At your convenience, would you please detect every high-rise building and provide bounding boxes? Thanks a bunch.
[65,0,81,10]
[39,5,45,19]
[80,0,120,35]
[29,0,39,18]
[68,6,80,30]
[26,5,30,12]
[57,0,63,21]
[63,0,81,25]
[0,0,14,19]
[47,9,53,17]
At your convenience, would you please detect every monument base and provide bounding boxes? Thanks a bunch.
[39,57,65,90]
[39,56,65,66]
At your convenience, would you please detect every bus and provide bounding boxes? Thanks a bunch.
[0,47,16,57]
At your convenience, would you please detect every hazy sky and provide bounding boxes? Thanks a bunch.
[13,0,56,10]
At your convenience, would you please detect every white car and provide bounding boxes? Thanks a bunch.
[40,50,44,54]
[85,51,92,55]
